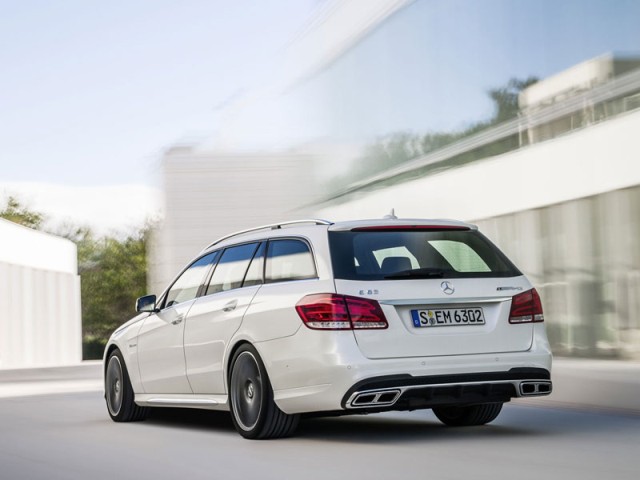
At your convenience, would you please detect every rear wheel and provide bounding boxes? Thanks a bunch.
[105,349,149,422]
[229,344,300,439]
[433,402,503,426]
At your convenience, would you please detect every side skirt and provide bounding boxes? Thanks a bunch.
[135,393,229,411]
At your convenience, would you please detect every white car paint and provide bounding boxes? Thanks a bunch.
[104,218,552,419]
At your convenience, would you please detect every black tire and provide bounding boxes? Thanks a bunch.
[105,349,149,422]
[228,344,300,439]
[433,402,503,426]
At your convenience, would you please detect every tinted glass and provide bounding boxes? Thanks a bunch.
[265,239,316,283]
[243,242,265,288]
[206,243,259,294]
[165,252,218,307]
[429,240,491,272]
[329,230,520,280]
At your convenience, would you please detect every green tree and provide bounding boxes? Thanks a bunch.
[487,76,539,124]
[80,229,148,357]
[0,196,44,229]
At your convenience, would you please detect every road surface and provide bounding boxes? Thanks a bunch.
[0,391,637,480]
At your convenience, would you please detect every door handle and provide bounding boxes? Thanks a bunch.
[171,314,184,325]
[223,300,238,312]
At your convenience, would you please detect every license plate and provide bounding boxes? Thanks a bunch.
[411,308,485,327]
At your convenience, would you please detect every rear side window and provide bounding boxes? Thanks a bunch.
[329,230,520,280]
[265,239,316,283]
[206,243,259,294]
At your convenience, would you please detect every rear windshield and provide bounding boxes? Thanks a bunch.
[329,230,521,280]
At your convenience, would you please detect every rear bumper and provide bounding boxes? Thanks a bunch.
[341,368,551,412]
[256,322,552,415]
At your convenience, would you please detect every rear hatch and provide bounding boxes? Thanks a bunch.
[329,223,533,359]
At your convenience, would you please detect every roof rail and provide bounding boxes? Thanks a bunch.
[202,219,333,251]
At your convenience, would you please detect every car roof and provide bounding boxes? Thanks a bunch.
[201,217,477,253]
[329,218,477,231]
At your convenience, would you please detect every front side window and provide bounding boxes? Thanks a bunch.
[329,229,520,280]
[165,252,218,307]
[206,243,259,294]
[265,239,317,283]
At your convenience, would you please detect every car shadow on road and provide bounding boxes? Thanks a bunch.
[141,407,540,443]
[136,404,638,444]
[296,414,540,444]
[144,407,236,434]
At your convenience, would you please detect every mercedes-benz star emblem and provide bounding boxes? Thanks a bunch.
[441,281,455,295]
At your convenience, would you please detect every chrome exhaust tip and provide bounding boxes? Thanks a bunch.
[351,389,402,407]
[519,381,552,396]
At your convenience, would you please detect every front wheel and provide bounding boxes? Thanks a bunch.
[228,344,300,439]
[433,402,503,426]
[105,349,148,422]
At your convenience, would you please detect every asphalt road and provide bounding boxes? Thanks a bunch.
[0,391,638,480]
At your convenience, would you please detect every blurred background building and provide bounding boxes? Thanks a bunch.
[148,146,316,295]
[0,219,81,369]
[149,0,640,359]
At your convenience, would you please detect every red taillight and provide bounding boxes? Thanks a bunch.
[295,294,351,330]
[344,296,388,329]
[509,288,544,324]
[295,294,388,330]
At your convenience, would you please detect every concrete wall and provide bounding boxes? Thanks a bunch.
[0,219,81,369]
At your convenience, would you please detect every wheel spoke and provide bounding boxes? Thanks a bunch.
[106,356,124,416]
[231,352,263,431]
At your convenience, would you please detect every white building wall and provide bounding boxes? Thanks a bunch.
[148,150,317,295]
[0,219,81,369]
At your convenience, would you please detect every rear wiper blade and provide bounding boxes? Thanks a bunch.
[384,268,448,279]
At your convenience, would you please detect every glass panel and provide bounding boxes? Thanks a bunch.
[329,230,519,280]
[428,240,491,272]
[265,239,316,283]
[165,252,218,307]
[372,246,419,270]
[207,243,259,294]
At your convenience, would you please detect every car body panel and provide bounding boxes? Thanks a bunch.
[336,276,533,359]
[137,300,195,394]
[183,285,261,394]
[239,278,336,342]
[256,324,551,414]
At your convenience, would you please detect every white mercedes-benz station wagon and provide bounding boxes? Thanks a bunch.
[103,218,552,439]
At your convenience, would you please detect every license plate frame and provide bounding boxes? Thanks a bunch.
[411,307,485,328]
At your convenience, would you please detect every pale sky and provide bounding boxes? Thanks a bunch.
[0,0,317,232]
[2,1,639,233]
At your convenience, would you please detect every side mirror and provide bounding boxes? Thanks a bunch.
[136,294,158,313]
